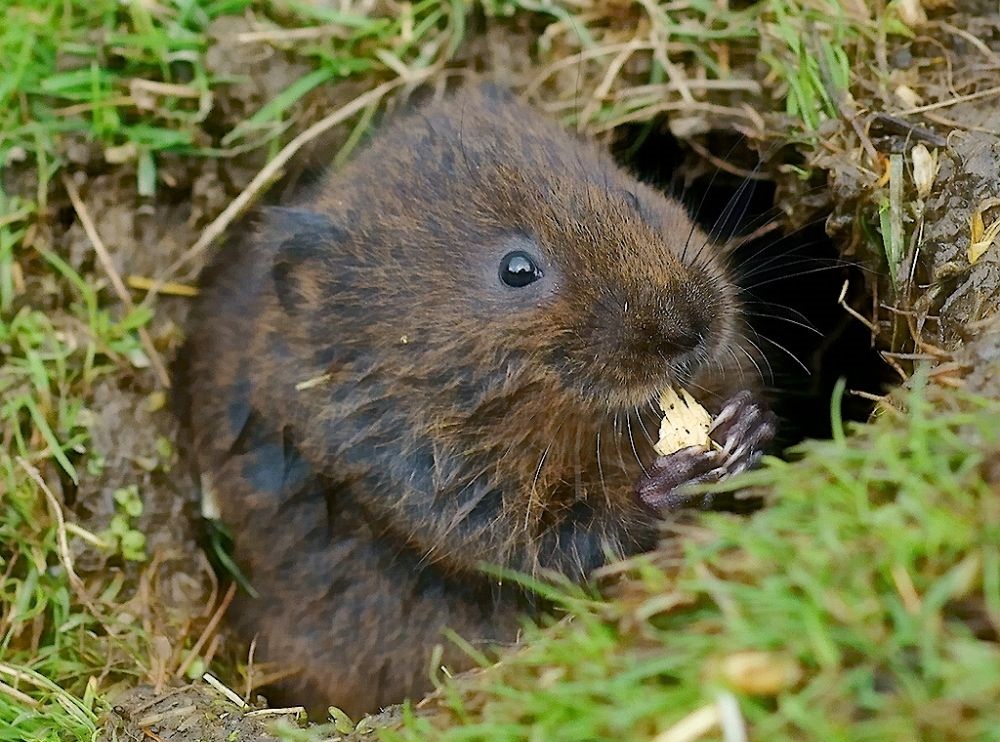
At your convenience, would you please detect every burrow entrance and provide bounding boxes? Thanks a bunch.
[612,122,896,450]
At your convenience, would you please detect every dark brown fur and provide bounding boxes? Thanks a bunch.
[178,83,753,717]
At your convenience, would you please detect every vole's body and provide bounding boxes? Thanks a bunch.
[179,84,772,717]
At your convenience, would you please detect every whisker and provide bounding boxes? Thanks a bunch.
[737,253,854,283]
[739,263,852,291]
[573,419,585,500]
[626,410,648,476]
[527,437,556,532]
[725,344,749,386]
[726,209,832,260]
[739,334,773,383]
[752,330,811,375]
[595,428,608,501]
[612,411,629,478]
[737,252,849,282]
[531,440,555,492]
[741,309,822,335]
[634,403,656,445]
[740,298,816,328]
[646,397,661,419]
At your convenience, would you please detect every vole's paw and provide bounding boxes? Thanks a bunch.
[638,391,776,512]
[708,390,777,477]
[638,446,726,511]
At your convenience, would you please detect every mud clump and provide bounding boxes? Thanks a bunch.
[97,684,283,742]
[919,130,1000,343]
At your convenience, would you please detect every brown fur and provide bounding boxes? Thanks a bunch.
[177,83,749,717]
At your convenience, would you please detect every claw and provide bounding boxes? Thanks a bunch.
[638,390,776,512]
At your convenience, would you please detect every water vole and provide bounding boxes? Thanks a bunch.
[177,83,775,717]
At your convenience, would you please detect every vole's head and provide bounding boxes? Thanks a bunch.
[267,84,740,422]
[480,176,738,412]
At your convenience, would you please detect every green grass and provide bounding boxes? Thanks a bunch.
[482,0,913,145]
[0,195,157,740]
[0,4,469,732]
[375,377,1000,741]
[757,0,910,132]
[0,0,466,198]
[0,0,468,736]
[1,0,235,198]
[0,1,977,740]
[0,664,99,742]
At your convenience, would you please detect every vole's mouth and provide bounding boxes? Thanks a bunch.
[579,366,698,414]
[613,347,719,406]
[546,335,723,414]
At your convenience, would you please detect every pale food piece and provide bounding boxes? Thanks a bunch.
[654,387,714,456]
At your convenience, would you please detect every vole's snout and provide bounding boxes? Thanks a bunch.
[642,309,711,361]
[574,282,723,401]
[624,288,715,366]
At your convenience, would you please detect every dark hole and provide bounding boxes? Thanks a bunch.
[57,204,77,229]
[611,120,894,448]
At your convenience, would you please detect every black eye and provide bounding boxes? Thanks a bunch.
[499,250,543,288]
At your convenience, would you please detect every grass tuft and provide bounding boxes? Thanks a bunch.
[378,376,1000,741]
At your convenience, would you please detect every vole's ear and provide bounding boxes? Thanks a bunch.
[264,207,344,315]
[264,206,335,240]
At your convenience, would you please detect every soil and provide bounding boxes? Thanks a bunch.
[779,3,1000,355]
[5,3,998,740]
[96,683,285,742]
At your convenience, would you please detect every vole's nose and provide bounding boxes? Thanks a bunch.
[633,307,710,362]
[658,314,709,357]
